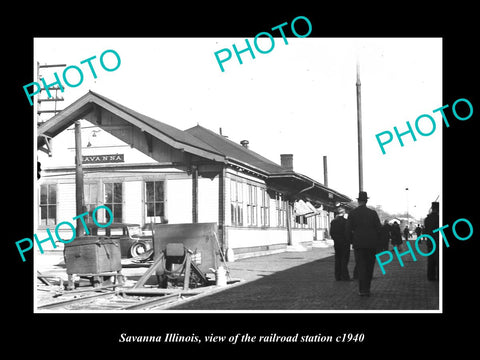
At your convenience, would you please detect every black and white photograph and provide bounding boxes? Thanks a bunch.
[32,37,442,313]
[7,7,479,353]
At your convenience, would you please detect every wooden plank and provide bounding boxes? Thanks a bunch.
[58,283,120,295]
[38,292,113,310]
[120,293,181,310]
[37,271,53,286]
[183,254,191,291]
[132,253,165,288]
[120,288,182,296]
[120,285,222,296]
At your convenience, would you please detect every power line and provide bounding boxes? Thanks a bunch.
[36,62,66,126]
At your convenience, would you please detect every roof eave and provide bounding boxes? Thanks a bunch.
[268,172,352,203]
[37,92,227,163]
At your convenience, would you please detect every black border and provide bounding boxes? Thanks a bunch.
[7,6,479,353]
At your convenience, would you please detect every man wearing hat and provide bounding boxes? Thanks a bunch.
[345,191,382,296]
[424,202,439,281]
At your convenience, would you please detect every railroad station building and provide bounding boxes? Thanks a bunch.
[37,91,352,260]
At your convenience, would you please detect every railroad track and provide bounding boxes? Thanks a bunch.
[37,290,189,311]
[37,282,243,311]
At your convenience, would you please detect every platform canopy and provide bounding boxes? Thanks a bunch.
[266,172,351,211]
[185,124,352,208]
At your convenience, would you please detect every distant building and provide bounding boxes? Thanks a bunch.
[388,218,402,225]
[37,91,351,260]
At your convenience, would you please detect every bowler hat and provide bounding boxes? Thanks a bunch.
[357,191,369,201]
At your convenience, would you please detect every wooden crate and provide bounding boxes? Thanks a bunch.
[64,236,121,275]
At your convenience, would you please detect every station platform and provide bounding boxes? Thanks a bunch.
[170,240,440,311]
[35,239,439,311]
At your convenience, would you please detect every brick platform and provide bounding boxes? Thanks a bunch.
[170,241,440,311]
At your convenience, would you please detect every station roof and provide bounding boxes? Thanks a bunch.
[37,91,351,206]
[38,91,225,162]
[185,125,351,206]
[185,125,287,175]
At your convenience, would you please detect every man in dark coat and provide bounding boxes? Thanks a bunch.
[424,202,439,281]
[415,224,422,237]
[391,222,402,250]
[345,191,382,296]
[379,220,391,252]
[415,224,422,244]
[403,226,410,242]
[330,208,350,281]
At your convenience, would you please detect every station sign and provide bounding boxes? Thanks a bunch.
[82,154,124,164]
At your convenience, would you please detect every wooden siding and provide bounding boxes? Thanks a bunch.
[167,178,192,224]
[198,176,219,223]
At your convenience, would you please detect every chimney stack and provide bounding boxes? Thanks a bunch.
[240,140,249,149]
[280,154,294,171]
[323,155,328,187]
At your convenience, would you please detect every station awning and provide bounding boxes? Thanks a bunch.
[266,171,352,211]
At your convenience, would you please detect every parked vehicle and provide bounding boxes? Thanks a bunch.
[86,223,153,258]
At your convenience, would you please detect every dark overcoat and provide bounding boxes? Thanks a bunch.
[330,216,348,244]
[424,211,439,252]
[345,205,382,249]
[391,224,402,245]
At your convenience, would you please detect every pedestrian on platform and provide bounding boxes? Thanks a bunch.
[345,191,382,296]
[403,226,410,243]
[379,220,391,252]
[424,202,440,281]
[330,208,351,281]
[415,224,422,243]
[391,222,402,251]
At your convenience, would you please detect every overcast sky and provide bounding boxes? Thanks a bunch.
[34,37,442,220]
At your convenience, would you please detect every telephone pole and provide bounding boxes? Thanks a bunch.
[356,61,364,192]
[36,62,66,125]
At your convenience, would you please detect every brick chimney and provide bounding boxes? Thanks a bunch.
[280,154,293,171]
[323,155,328,187]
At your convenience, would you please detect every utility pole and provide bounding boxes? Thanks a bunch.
[37,62,66,125]
[356,62,364,193]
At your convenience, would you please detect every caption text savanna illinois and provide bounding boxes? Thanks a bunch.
[119,332,365,344]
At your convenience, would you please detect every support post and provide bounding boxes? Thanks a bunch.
[218,167,226,254]
[192,165,198,223]
[75,121,85,236]
[286,200,293,246]
[183,254,191,290]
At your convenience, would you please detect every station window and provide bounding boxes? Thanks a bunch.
[294,215,308,228]
[39,184,57,226]
[275,193,287,227]
[84,183,99,223]
[104,182,123,223]
[230,179,243,226]
[145,181,165,223]
[260,188,270,227]
[246,184,258,226]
